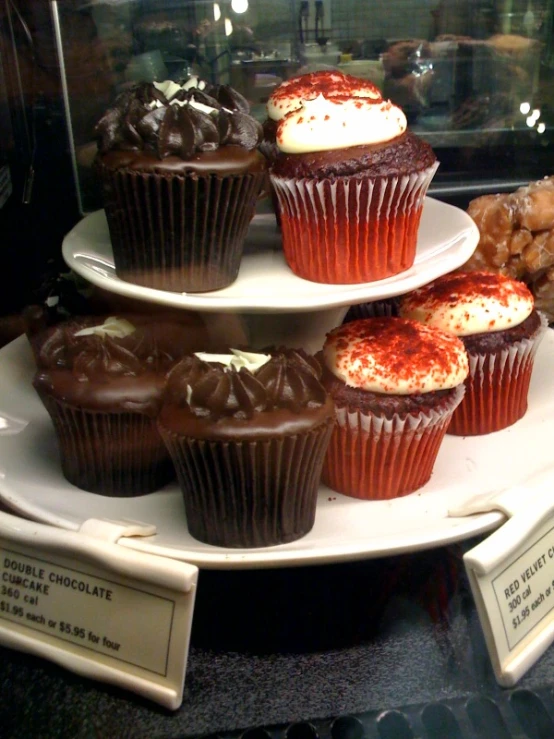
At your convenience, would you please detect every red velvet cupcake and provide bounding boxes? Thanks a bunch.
[321,317,468,500]
[399,271,548,435]
[262,70,384,228]
[270,71,438,284]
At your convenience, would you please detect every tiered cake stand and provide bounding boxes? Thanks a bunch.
[1,198,553,569]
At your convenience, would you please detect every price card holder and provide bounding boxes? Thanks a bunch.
[0,511,198,710]
[461,484,554,687]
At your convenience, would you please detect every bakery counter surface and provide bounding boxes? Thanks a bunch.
[3,544,554,738]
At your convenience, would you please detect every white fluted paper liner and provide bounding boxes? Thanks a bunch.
[335,382,465,434]
[449,311,548,436]
[270,162,439,284]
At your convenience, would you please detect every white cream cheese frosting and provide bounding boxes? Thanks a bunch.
[323,317,468,395]
[266,70,381,122]
[276,94,407,154]
[399,271,534,336]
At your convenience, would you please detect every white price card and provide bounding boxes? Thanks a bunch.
[0,511,198,710]
[460,481,554,687]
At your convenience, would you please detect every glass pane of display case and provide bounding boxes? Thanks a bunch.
[2,4,554,735]
[48,0,554,214]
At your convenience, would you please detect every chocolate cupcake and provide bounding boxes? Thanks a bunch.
[157,348,335,548]
[94,77,267,293]
[270,71,438,284]
[32,315,192,496]
[321,317,468,500]
[399,271,548,435]
[342,297,400,323]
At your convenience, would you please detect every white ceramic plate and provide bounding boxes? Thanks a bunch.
[1,333,553,569]
[62,197,479,314]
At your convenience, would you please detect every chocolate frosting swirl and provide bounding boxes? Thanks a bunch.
[165,349,329,420]
[36,317,186,379]
[95,80,262,158]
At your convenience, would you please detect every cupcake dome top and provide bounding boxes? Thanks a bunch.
[266,70,381,122]
[399,271,534,336]
[323,317,468,395]
[94,77,262,159]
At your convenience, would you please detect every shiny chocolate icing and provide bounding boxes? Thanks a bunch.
[158,348,335,439]
[33,317,190,416]
[95,80,263,160]
[96,146,266,176]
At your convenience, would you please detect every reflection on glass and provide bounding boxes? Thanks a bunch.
[231,0,249,14]
[0,414,28,436]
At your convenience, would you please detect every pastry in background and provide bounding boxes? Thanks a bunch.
[461,177,554,322]
[157,348,334,548]
[270,71,438,285]
[94,76,267,293]
[382,40,434,122]
[320,317,468,500]
[449,92,513,132]
[399,271,547,436]
[32,314,195,496]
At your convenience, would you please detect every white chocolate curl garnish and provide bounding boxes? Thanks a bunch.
[276,94,407,154]
[153,80,182,101]
[194,349,271,372]
[74,317,136,339]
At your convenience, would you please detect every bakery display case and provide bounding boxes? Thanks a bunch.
[1,1,554,737]
[36,0,554,216]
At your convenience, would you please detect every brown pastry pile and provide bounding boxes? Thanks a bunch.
[461,176,554,322]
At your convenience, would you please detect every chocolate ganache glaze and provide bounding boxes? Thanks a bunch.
[33,317,188,416]
[158,349,334,440]
[94,79,265,176]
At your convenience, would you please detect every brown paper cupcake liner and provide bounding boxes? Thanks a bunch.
[448,312,548,436]
[97,162,266,293]
[322,384,464,500]
[159,419,334,548]
[271,163,438,284]
[38,394,174,496]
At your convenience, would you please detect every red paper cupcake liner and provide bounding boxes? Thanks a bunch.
[271,163,438,284]
[97,162,266,293]
[322,385,464,500]
[159,419,334,548]
[38,394,174,496]
[448,313,548,436]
